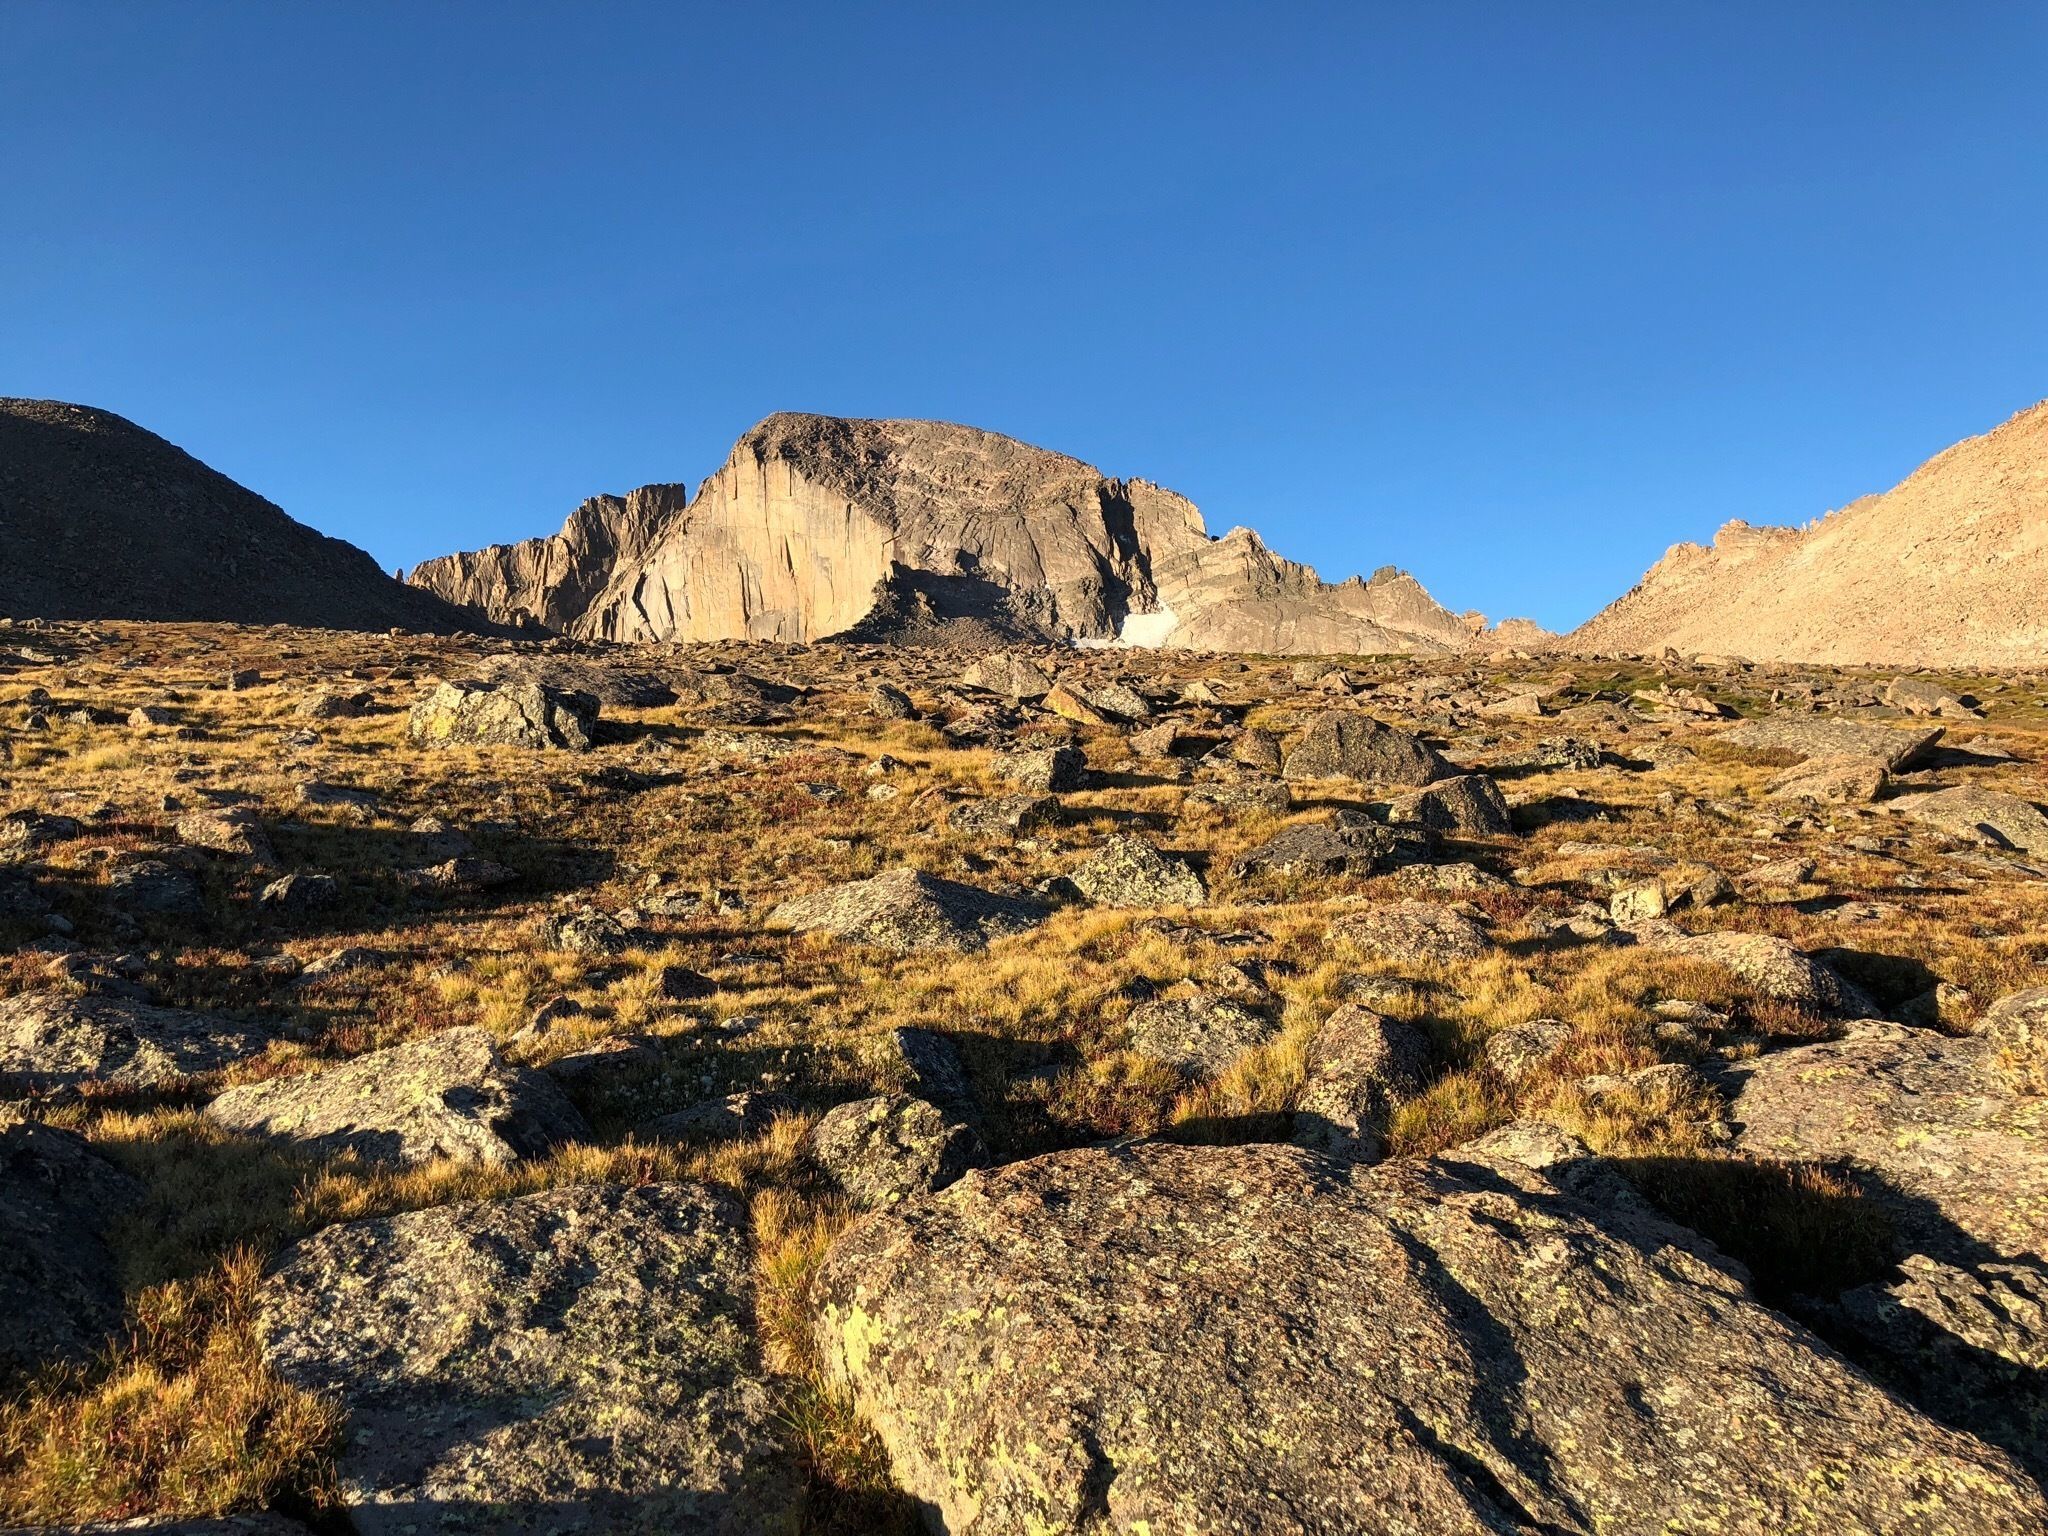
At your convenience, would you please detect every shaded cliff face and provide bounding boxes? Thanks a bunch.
[1572,401,2048,667]
[0,399,474,633]
[410,412,1475,653]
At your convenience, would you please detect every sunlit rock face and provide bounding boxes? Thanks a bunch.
[410,412,1490,653]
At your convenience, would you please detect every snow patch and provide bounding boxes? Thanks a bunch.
[1076,604,1180,649]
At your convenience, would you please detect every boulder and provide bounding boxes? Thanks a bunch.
[1041,684,1112,726]
[257,871,340,915]
[1281,711,1451,786]
[809,1094,987,1208]
[1124,993,1277,1080]
[1330,900,1493,966]
[1721,1022,2047,1264]
[1716,716,1941,769]
[0,990,273,1090]
[1885,677,1981,718]
[1291,1005,1430,1160]
[204,1026,588,1167]
[1655,931,1874,1017]
[1765,754,1888,803]
[1230,812,1391,880]
[810,1134,2047,1536]
[946,793,1060,841]
[406,680,600,752]
[0,809,84,852]
[174,806,276,863]
[1386,772,1513,835]
[1065,835,1206,908]
[1,1119,144,1376]
[538,907,632,955]
[963,652,1052,700]
[1229,729,1284,773]
[1981,985,2048,1094]
[258,1182,800,1534]
[869,682,917,720]
[1888,785,2048,857]
[992,743,1087,792]
[104,857,204,920]
[1484,1018,1574,1085]
[768,868,1046,953]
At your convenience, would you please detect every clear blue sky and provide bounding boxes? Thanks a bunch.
[5,3,2045,630]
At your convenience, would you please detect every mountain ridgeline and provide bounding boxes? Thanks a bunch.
[407,413,1506,654]
[0,398,474,634]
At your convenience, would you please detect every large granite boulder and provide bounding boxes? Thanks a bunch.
[1230,811,1392,880]
[257,1181,801,1534]
[1,1119,144,1377]
[205,1026,589,1167]
[768,868,1045,953]
[811,1133,2046,1535]
[1653,931,1874,1017]
[1291,1004,1431,1160]
[1386,772,1513,835]
[1716,716,1942,769]
[1124,993,1277,1080]
[0,991,273,1090]
[1888,785,2048,858]
[1280,711,1451,786]
[406,680,599,752]
[1329,900,1494,966]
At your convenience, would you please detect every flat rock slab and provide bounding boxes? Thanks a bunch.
[812,1134,2045,1535]
[1721,1022,2048,1265]
[205,1025,589,1167]
[258,1181,801,1535]
[1,1119,144,1376]
[1716,716,1943,769]
[0,990,274,1090]
[1889,785,2048,857]
[1329,900,1493,966]
[768,868,1046,953]
[1124,993,1277,1079]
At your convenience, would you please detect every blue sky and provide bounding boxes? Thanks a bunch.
[4,3,2044,630]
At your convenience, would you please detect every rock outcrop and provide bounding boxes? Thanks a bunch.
[258,1181,801,1534]
[411,413,1485,654]
[0,398,474,632]
[1,1119,144,1377]
[0,991,274,1090]
[811,1133,2048,1535]
[1573,399,2048,666]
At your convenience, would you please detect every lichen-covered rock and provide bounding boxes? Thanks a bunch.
[768,868,1045,953]
[174,806,275,863]
[1,1119,143,1376]
[103,857,205,921]
[869,681,917,719]
[946,793,1060,841]
[1329,899,1493,966]
[638,1090,796,1144]
[1716,716,1942,769]
[1656,930,1874,1017]
[1981,984,2048,1094]
[1889,785,2048,857]
[992,743,1087,792]
[0,990,273,1089]
[1722,1021,2047,1263]
[811,1135,2047,1536]
[406,679,599,752]
[1124,993,1276,1079]
[809,1094,987,1208]
[1483,1018,1574,1085]
[1291,1005,1429,1160]
[1280,710,1451,785]
[537,907,631,955]
[1386,772,1513,835]
[205,1026,588,1167]
[1231,812,1391,880]
[1066,835,1206,908]
[258,1181,800,1534]
[1766,754,1889,804]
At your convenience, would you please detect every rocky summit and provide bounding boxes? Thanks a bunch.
[5,618,2048,1531]
[409,413,1530,653]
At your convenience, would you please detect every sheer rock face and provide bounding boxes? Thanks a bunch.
[257,1181,801,1535]
[410,414,1479,653]
[810,1134,2047,1536]
[1572,399,2048,666]
[0,398,473,632]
